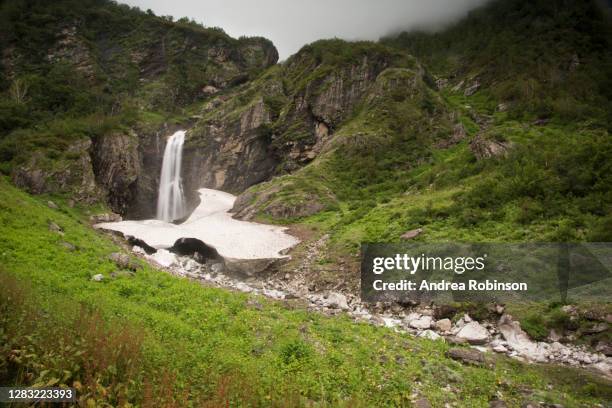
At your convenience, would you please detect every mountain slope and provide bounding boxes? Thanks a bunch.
[382,0,612,126]
[1,176,610,406]
[0,0,277,213]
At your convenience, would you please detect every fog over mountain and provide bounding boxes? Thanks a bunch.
[120,0,492,59]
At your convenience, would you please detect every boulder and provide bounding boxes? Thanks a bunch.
[464,79,480,96]
[169,237,221,261]
[48,222,64,235]
[91,274,104,282]
[435,318,452,332]
[47,200,58,209]
[493,345,508,353]
[325,292,350,310]
[470,133,512,160]
[498,314,549,362]
[583,322,608,334]
[595,341,612,356]
[456,321,490,345]
[447,347,485,366]
[489,400,508,408]
[409,315,433,330]
[400,228,423,240]
[419,330,442,341]
[108,252,140,271]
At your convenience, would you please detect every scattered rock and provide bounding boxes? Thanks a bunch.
[464,79,481,96]
[235,282,253,293]
[59,241,76,251]
[408,315,433,330]
[90,213,122,223]
[202,85,220,95]
[91,274,104,282]
[498,314,548,362]
[437,123,467,148]
[583,322,608,334]
[47,200,58,209]
[435,318,452,332]
[400,228,423,240]
[48,222,64,235]
[419,330,442,341]
[493,344,508,353]
[595,341,612,356]
[182,259,201,273]
[470,133,512,160]
[325,292,350,310]
[108,252,140,271]
[447,347,485,366]
[446,336,468,345]
[456,321,490,345]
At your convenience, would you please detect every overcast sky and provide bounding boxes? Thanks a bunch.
[120,0,491,60]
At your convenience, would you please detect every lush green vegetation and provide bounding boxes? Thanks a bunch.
[382,0,612,127]
[0,0,275,178]
[1,177,610,406]
[236,1,611,267]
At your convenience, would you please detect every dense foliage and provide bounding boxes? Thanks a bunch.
[0,0,275,175]
[382,0,612,127]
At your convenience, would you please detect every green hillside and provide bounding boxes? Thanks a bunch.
[0,176,610,406]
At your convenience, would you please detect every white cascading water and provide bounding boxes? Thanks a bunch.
[156,130,186,222]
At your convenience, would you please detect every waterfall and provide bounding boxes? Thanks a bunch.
[157,130,186,222]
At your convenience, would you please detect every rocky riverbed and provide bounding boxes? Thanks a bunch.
[126,243,612,381]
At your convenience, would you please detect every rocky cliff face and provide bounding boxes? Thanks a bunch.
[1,1,278,217]
[12,139,101,203]
[179,41,420,201]
[91,131,140,215]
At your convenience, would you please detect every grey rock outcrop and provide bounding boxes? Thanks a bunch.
[456,321,490,345]
[470,133,512,160]
[12,139,101,203]
[446,347,486,366]
[92,131,140,215]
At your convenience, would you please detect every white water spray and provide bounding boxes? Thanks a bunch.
[157,130,186,222]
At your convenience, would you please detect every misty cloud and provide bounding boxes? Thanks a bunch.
[120,0,491,60]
